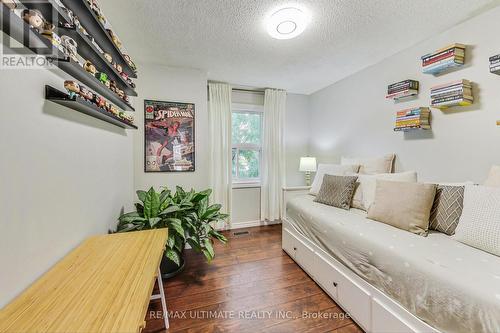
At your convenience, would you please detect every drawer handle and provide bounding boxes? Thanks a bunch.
[293,247,297,251]
[333,282,338,287]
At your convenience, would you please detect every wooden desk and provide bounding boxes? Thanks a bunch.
[0,229,168,333]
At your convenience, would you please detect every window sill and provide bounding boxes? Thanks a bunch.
[232,182,261,189]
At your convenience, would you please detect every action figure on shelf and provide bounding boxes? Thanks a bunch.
[113,62,123,74]
[1,0,20,10]
[79,85,93,101]
[83,60,97,75]
[91,91,100,104]
[97,15,106,26]
[95,72,108,85]
[127,79,136,89]
[124,112,134,124]
[61,35,78,63]
[123,54,137,72]
[41,31,62,49]
[40,22,63,50]
[104,100,111,113]
[95,95,106,109]
[106,29,122,49]
[117,90,125,99]
[73,15,88,37]
[109,105,119,117]
[89,0,102,18]
[104,53,113,63]
[109,80,118,93]
[22,9,45,32]
[60,7,74,28]
[64,81,80,99]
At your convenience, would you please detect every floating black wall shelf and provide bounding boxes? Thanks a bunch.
[57,59,135,111]
[45,85,137,129]
[64,0,137,78]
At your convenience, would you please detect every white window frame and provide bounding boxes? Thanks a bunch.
[232,103,263,186]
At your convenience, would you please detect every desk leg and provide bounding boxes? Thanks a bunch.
[157,268,169,330]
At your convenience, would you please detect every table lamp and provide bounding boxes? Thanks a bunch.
[299,157,317,186]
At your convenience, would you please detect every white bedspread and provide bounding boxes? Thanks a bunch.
[286,194,500,333]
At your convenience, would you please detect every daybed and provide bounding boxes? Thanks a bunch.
[282,192,500,333]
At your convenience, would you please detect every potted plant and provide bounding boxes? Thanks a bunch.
[116,186,228,278]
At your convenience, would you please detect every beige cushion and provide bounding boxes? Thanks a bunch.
[454,185,500,256]
[360,171,418,210]
[484,165,500,187]
[351,181,364,210]
[309,164,360,195]
[367,180,437,236]
[314,175,358,210]
[341,154,395,174]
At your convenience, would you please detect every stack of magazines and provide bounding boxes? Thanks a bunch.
[394,107,431,131]
[422,43,465,75]
[490,55,500,74]
[430,79,473,109]
[385,80,419,100]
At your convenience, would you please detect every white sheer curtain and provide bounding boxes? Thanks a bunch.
[208,82,232,222]
[261,89,286,222]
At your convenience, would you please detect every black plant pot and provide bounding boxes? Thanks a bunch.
[160,253,185,279]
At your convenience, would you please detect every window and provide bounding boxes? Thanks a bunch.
[232,104,263,184]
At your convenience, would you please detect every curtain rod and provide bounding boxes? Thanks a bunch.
[207,81,266,94]
[232,88,265,94]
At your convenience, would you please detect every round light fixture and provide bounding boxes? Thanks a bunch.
[266,7,310,40]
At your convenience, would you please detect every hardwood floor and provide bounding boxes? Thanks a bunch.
[144,224,362,333]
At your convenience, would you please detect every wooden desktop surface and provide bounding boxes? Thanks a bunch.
[0,229,168,333]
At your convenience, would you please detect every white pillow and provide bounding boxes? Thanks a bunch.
[309,164,360,195]
[484,165,500,187]
[361,171,418,210]
[454,185,500,256]
[341,154,395,174]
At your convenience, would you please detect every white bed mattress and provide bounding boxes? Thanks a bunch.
[286,194,500,333]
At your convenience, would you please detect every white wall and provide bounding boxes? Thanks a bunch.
[133,64,209,192]
[0,67,134,307]
[309,6,500,183]
[285,93,311,186]
[231,187,261,224]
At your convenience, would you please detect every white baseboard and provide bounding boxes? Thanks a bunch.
[229,219,281,230]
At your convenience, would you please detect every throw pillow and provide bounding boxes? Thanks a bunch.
[361,171,418,210]
[341,154,395,174]
[309,164,360,195]
[351,178,364,210]
[429,185,465,235]
[454,185,500,256]
[314,175,358,210]
[484,165,500,187]
[367,180,437,236]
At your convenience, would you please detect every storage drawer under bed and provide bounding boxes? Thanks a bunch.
[282,225,371,331]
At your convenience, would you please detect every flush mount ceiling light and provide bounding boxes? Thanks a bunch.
[266,7,310,40]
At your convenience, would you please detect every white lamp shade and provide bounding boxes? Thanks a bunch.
[299,157,317,172]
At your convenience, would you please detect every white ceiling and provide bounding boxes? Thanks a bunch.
[100,0,499,94]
